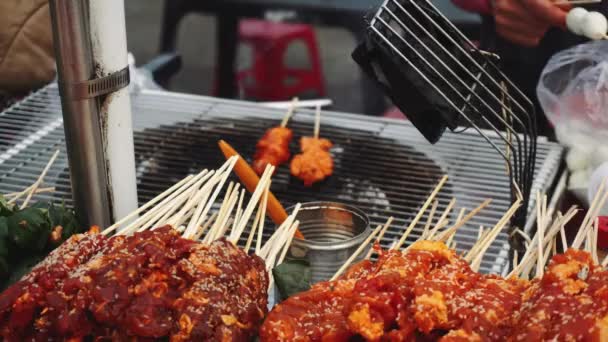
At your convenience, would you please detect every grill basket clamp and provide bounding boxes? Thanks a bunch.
[353,0,538,262]
[59,66,130,101]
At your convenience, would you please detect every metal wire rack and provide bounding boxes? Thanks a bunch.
[0,85,562,274]
[353,0,538,254]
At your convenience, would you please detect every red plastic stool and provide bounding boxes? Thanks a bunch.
[235,19,326,101]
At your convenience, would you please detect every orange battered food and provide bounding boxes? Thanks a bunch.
[262,241,608,341]
[290,137,334,186]
[512,249,608,341]
[252,127,293,175]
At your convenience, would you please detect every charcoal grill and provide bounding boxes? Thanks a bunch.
[0,84,562,274]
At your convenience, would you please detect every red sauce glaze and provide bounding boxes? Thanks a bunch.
[262,242,608,342]
[0,226,268,341]
[512,249,608,341]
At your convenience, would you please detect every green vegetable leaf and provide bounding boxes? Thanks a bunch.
[8,207,50,251]
[0,195,14,217]
[47,201,80,241]
[272,259,312,301]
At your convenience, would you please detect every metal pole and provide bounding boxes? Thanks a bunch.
[49,0,113,228]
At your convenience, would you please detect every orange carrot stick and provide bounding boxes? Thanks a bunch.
[218,140,304,239]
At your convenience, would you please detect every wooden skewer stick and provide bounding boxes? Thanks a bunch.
[210,183,241,242]
[256,181,271,254]
[573,178,608,249]
[602,251,608,268]
[174,207,197,231]
[231,189,246,239]
[277,221,300,265]
[263,221,294,268]
[207,181,236,241]
[193,212,218,241]
[261,204,300,259]
[245,204,263,253]
[280,97,299,128]
[592,218,599,264]
[313,105,321,139]
[445,208,465,247]
[18,150,60,208]
[331,223,382,281]
[267,221,300,291]
[4,187,55,198]
[394,175,448,250]
[464,226,489,262]
[117,172,214,236]
[184,157,238,239]
[470,200,521,271]
[365,217,394,260]
[7,185,33,205]
[151,184,203,230]
[435,199,493,243]
[137,187,194,232]
[536,191,545,278]
[427,219,450,242]
[428,198,456,240]
[540,239,555,270]
[104,172,196,234]
[184,165,234,239]
[511,206,577,278]
[231,165,274,244]
[421,200,438,240]
[167,176,212,229]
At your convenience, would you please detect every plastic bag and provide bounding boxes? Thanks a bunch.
[127,53,162,95]
[537,40,608,190]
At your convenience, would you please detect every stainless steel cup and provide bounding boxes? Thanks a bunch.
[287,202,371,284]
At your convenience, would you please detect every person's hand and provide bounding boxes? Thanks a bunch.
[493,0,569,47]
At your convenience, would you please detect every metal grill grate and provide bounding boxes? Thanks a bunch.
[0,84,563,274]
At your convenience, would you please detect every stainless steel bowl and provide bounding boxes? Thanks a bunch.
[287,202,371,284]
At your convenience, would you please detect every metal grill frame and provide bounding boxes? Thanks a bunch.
[0,84,563,274]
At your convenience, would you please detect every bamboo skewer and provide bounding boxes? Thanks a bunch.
[231,166,274,244]
[573,179,608,249]
[331,224,383,281]
[193,212,218,241]
[261,204,300,259]
[103,172,198,235]
[536,192,545,278]
[470,200,521,272]
[365,217,395,260]
[445,208,465,247]
[277,221,300,266]
[313,105,321,139]
[428,198,456,240]
[280,97,299,128]
[394,176,448,250]
[184,157,238,239]
[21,150,60,209]
[256,183,271,254]
[4,187,55,198]
[421,200,438,240]
[119,170,217,236]
[435,199,493,243]
[245,208,262,253]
